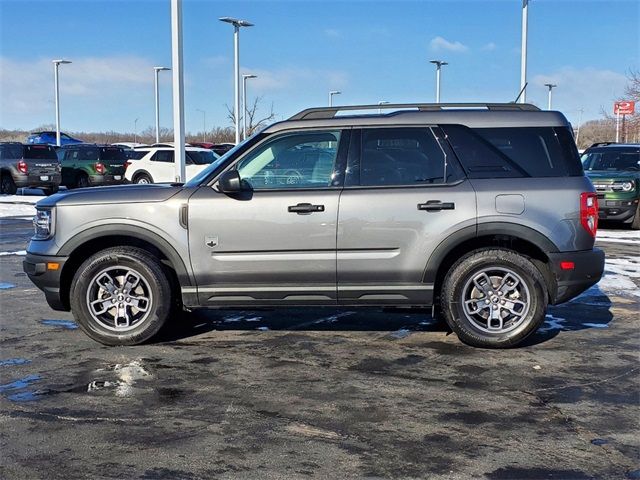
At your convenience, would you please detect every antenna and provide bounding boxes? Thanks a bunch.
[514,82,528,103]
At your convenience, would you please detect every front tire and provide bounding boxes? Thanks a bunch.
[42,186,59,196]
[441,249,548,349]
[70,247,173,346]
[631,204,640,230]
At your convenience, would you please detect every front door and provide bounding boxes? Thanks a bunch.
[187,129,349,306]
[337,127,476,306]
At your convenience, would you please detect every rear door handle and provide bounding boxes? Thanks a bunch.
[418,200,455,212]
[288,203,325,214]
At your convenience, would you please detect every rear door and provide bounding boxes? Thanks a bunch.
[149,149,174,182]
[187,129,348,306]
[337,126,476,306]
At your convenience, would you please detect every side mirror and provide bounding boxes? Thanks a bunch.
[218,170,243,193]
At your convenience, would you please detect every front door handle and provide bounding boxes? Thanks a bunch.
[288,203,325,214]
[418,200,455,212]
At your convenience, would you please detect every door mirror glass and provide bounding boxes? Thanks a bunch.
[218,170,243,193]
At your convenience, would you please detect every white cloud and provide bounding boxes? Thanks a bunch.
[324,28,341,39]
[481,42,497,51]
[531,67,628,120]
[1,55,155,117]
[241,67,349,92]
[429,36,469,53]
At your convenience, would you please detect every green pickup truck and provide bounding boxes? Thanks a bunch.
[582,143,640,229]
[57,144,129,188]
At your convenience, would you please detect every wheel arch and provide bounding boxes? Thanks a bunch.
[57,225,193,310]
[132,169,153,183]
[425,222,558,305]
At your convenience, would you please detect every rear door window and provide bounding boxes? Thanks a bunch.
[2,144,23,159]
[441,125,583,178]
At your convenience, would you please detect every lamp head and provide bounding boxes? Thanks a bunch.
[219,17,254,28]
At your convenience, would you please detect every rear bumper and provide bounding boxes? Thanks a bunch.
[89,174,126,185]
[23,253,69,311]
[13,173,61,188]
[548,248,605,305]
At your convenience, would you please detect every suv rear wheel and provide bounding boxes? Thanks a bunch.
[76,174,90,188]
[134,173,153,184]
[70,247,172,346]
[631,204,640,230]
[1,173,17,194]
[441,249,548,349]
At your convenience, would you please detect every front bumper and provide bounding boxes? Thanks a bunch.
[597,198,638,222]
[23,253,70,311]
[548,248,605,305]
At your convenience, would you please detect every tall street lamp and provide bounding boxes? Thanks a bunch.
[52,59,72,147]
[544,83,557,110]
[219,16,254,145]
[242,74,257,139]
[329,90,341,106]
[378,100,390,114]
[429,60,448,103]
[171,0,186,182]
[134,118,139,143]
[196,108,206,142]
[153,66,171,143]
[520,0,529,103]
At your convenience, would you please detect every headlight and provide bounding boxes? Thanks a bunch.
[32,209,53,240]
[621,181,634,192]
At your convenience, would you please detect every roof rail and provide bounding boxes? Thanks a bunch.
[289,103,541,121]
[586,141,618,149]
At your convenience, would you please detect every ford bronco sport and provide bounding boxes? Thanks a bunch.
[24,103,605,348]
[0,143,61,195]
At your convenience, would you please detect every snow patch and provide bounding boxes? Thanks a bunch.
[0,250,27,257]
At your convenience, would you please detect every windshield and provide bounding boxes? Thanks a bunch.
[582,150,640,171]
[186,150,218,165]
[184,136,257,187]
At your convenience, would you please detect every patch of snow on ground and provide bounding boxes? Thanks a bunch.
[0,203,36,219]
[597,256,640,298]
[0,250,27,257]
[597,229,640,245]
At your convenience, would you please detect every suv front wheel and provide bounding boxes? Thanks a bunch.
[70,247,172,345]
[441,249,548,349]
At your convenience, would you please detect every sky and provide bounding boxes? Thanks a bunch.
[1,0,638,136]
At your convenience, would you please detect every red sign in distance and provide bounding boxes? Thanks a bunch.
[614,101,635,115]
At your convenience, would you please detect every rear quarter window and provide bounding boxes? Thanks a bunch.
[441,125,583,178]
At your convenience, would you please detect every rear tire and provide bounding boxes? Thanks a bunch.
[42,186,59,196]
[76,174,90,188]
[441,248,548,349]
[134,173,153,184]
[1,174,17,195]
[631,204,640,230]
[70,247,173,346]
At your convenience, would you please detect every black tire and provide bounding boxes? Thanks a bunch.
[631,204,640,230]
[134,173,153,184]
[1,174,17,195]
[76,174,90,188]
[441,248,548,349]
[41,186,59,196]
[70,247,173,346]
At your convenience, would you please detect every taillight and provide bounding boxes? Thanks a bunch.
[580,192,598,237]
[95,162,105,174]
[124,161,131,170]
[17,160,28,174]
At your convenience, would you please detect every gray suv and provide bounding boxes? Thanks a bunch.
[24,103,605,348]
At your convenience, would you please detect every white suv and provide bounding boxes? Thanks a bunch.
[125,146,219,184]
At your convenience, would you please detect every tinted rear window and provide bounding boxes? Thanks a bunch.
[100,147,126,161]
[442,125,583,178]
[186,150,217,165]
[23,145,58,160]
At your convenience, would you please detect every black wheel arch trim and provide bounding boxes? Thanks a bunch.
[132,170,153,182]
[423,221,559,284]
[58,224,193,286]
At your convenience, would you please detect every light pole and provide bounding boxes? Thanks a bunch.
[429,60,448,103]
[171,0,186,182]
[520,0,529,103]
[575,108,584,146]
[242,74,257,139]
[378,100,390,114]
[329,90,341,106]
[196,109,206,142]
[219,16,254,145]
[153,66,171,143]
[544,83,557,110]
[134,118,139,143]
[52,59,72,147]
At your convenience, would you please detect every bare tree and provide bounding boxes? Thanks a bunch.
[226,96,276,136]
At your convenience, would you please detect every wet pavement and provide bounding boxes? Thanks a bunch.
[0,217,638,479]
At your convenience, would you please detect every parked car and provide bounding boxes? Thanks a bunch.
[24,102,604,348]
[581,143,640,229]
[0,142,61,195]
[57,144,128,188]
[211,143,235,156]
[124,146,219,184]
[26,131,83,146]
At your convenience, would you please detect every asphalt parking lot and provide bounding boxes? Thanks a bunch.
[0,214,639,479]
